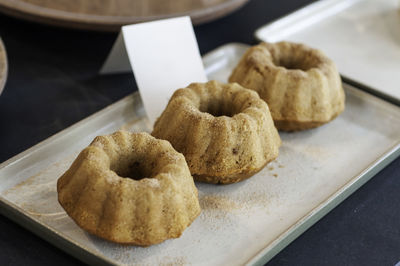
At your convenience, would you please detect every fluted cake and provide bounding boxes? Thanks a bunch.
[57,131,201,245]
[152,80,281,184]
[229,41,345,131]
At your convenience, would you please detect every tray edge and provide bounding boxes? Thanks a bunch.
[0,93,143,265]
[0,197,116,266]
[254,0,361,42]
[253,0,400,107]
[247,143,400,265]
[0,92,139,170]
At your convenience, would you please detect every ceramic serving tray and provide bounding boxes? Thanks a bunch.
[0,43,399,266]
[255,0,400,105]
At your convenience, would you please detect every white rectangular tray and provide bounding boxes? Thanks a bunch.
[1,43,400,266]
[255,0,400,104]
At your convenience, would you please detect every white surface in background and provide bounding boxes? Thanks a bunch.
[256,0,400,102]
[0,44,399,266]
[101,16,207,125]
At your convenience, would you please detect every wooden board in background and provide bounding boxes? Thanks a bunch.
[0,0,250,31]
[0,38,7,95]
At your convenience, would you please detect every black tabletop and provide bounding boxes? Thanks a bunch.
[0,0,399,265]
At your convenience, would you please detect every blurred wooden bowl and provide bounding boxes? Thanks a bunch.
[0,0,250,31]
[0,38,7,95]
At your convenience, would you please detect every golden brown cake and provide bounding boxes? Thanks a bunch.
[229,41,345,131]
[152,80,281,184]
[57,131,201,246]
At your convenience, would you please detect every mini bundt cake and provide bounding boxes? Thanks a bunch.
[57,131,201,245]
[229,41,345,131]
[152,80,281,184]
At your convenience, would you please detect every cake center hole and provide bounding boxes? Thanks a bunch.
[199,99,239,117]
[112,160,152,180]
[274,57,313,71]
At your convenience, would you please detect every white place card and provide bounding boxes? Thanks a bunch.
[101,16,208,125]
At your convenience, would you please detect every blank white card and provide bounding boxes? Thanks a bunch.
[101,16,208,125]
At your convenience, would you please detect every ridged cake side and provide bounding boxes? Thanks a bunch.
[57,131,201,245]
[152,80,281,184]
[229,42,345,131]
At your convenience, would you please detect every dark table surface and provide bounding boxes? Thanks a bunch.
[0,0,399,265]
